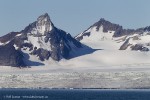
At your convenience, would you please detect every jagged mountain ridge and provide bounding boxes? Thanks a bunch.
[0,13,85,67]
[76,18,134,41]
[19,13,82,61]
[76,18,150,51]
[0,15,150,67]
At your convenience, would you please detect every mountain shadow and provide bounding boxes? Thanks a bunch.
[68,45,103,59]
[22,52,45,66]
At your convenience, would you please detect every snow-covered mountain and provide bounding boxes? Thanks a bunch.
[76,18,150,52]
[69,18,150,69]
[0,15,150,68]
[0,13,90,67]
[1,17,150,89]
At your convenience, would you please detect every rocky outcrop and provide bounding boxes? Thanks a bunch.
[92,18,124,36]
[76,18,150,42]
[0,32,20,43]
[76,18,135,41]
[120,37,149,52]
[119,38,131,50]
[131,44,149,51]
[0,42,25,67]
[31,48,51,61]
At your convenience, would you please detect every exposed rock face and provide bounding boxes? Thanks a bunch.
[144,26,150,31]
[119,36,149,51]
[76,18,150,52]
[36,13,53,35]
[22,13,54,36]
[0,42,25,67]
[0,32,20,43]
[92,18,124,36]
[31,48,51,61]
[131,44,149,51]
[0,13,83,67]
[46,28,82,60]
[119,38,131,50]
[120,39,149,52]
[76,18,135,41]
[75,18,150,41]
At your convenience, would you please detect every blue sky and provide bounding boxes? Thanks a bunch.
[0,0,150,36]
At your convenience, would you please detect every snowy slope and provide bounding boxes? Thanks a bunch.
[73,18,150,68]
[26,35,52,51]
[120,32,150,51]
[1,17,150,88]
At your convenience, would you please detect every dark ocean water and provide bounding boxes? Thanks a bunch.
[0,89,150,100]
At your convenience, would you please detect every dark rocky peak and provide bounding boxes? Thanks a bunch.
[134,26,150,34]
[37,13,49,20]
[143,26,150,31]
[36,13,54,35]
[92,18,122,33]
[76,18,137,41]
[93,18,136,37]
[21,13,54,36]
[18,13,83,62]
[76,18,124,41]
